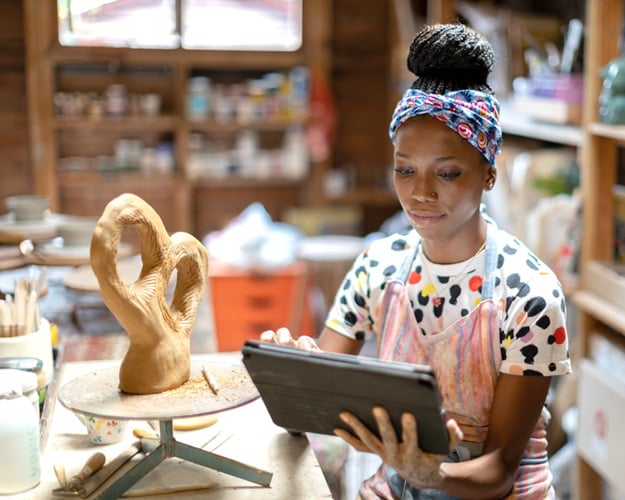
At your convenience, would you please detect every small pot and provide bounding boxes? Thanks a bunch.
[5,195,49,222]
[57,217,98,247]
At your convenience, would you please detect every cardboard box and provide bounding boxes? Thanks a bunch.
[529,73,584,103]
[583,260,625,310]
[576,358,625,494]
[589,334,625,388]
[512,94,581,124]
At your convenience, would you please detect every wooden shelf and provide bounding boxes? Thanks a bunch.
[49,46,306,70]
[190,177,304,188]
[588,121,625,142]
[25,0,334,232]
[54,114,308,134]
[573,290,625,338]
[54,114,178,131]
[186,115,308,133]
[500,99,583,146]
[57,171,181,185]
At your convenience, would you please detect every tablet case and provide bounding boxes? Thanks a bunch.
[241,340,449,455]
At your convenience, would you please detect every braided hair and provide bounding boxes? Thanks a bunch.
[407,23,495,95]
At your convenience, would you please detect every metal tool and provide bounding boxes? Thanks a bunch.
[52,452,105,496]
[52,442,142,498]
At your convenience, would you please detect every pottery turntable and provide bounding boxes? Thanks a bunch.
[57,361,269,498]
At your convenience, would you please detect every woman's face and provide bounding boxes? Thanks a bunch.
[392,115,495,259]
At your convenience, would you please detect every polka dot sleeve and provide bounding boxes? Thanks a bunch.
[324,232,417,342]
[324,250,376,341]
[498,273,571,377]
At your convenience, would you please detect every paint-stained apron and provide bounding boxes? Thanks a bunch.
[358,231,553,500]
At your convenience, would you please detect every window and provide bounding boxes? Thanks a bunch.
[57,0,303,51]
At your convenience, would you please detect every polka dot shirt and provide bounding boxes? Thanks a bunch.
[325,219,571,377]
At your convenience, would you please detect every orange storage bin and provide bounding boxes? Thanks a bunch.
[208,260,315,352]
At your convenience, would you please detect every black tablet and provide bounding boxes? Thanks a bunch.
[241,340,449,455]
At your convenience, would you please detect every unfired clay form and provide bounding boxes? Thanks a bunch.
[90,193,208,394]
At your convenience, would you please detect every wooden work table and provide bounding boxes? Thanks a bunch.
[9,355,332,499]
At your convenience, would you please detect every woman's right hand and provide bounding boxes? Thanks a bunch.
[259,327,322,352]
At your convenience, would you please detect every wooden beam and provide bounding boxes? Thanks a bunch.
[575,1,625,499]
[580,0,624,266]
[301,0,333,206]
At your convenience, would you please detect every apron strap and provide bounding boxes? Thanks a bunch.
[480,224,498,301]
[397,236,420,283]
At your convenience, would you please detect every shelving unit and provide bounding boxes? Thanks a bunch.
[573,0,625,498]
[24,1,333,237]
[499,99,584,147]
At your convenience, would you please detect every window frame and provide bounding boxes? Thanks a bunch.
[57,0,304,53]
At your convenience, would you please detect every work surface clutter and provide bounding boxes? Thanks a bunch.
[0,199,366,498]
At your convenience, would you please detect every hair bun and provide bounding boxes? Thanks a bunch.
[407,24,494,93]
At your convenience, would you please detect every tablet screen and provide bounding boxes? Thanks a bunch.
[241,340,449,455]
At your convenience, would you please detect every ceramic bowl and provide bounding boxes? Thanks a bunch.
[5,195,49,222]
[57,217,98,247]
[74,412,128,445]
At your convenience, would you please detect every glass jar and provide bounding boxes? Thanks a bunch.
[105,84,129,117]
[187,76,211,120]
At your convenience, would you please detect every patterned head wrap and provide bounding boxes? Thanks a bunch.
[389,89,502,166]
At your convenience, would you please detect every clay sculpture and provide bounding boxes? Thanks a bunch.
[90,193,208,394]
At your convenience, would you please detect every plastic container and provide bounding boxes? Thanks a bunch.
[0,380,41,494]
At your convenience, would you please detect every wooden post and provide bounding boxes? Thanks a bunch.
[575,1,625,499]
[427,0,456,24]
[580,0,623,268]
[23,0,57,209]
[301,0,333,206]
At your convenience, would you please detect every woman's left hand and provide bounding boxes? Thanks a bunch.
[334,407,463,488]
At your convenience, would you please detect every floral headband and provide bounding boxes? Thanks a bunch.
[389,89,502,166]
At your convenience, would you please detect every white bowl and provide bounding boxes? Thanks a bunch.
[57,217,98,247]
[5,195,49,222]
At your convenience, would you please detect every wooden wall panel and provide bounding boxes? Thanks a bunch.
[332,1,392,189]
[57,173,188,234]
[193,184,303,238]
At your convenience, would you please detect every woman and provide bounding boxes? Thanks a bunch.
[261,23,570,499]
